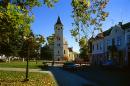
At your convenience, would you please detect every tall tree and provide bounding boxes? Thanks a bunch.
[41,44,53,60]
[0,0,57,57]
[79,37,89,61]
[41,34,55,60]
[71,0,109,42]
[47,34,55,45]
[0,4,34,60]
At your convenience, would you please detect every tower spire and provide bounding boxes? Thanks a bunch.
[55,16,63,25]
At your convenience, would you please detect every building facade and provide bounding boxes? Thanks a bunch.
[54,16,74,61]
[89,22,130,66]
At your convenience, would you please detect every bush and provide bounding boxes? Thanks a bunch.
[42,62,48,69]
[0,59,5,62]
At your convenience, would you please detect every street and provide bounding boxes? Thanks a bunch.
[69,66,130,86]
[47,67,96,86]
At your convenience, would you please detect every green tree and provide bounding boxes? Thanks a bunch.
[19,32,45,61]
[32,34,45,63]
[79,37,89,61]
[40,34,55,60]
[41,44,53,60]
[0,0,57,58]
[0,3,34,59]
[71,0,109,42]
[47,34,55,45]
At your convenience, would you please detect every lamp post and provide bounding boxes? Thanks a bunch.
[25,45,29,81]
[36,40,40,64]
[23,36,33,81]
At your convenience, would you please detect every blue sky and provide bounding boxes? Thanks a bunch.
[31,0,130,53]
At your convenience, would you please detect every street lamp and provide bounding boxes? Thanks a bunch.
[23,36,33,81]
[36,40,40,64]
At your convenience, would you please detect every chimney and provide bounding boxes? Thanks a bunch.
[119,22,122,26]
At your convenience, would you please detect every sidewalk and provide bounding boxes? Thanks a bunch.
[0,68,47,72]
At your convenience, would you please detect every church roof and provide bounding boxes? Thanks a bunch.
[55,16,63,25]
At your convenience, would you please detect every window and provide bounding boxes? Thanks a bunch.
[107,39,111,46]
[100,43,102,50]
[127,35,130,43]
[115,29,118,33]
[58,50,59,54]
[61,27,62,29]
[64,50,65,54]
[117,37,121,46]
[57,36,60,41]
[127,29,130,32]
[57,43,60,46]
[58,28,60,30]
[92,45,94,51]
[97,44,99,50]
[112,38,115,45]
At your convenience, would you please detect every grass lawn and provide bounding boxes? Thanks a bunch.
[0,70,57,86]
[0,60,43,69]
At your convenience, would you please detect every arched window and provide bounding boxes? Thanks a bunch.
[64,50,65,54]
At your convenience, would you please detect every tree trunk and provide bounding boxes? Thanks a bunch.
[23,58,25,62]
[8,57,10,63]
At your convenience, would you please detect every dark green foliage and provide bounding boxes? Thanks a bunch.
[79,46,89,61]
[41,44,53,60]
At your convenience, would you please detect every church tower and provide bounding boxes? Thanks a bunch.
[54,16,64,60]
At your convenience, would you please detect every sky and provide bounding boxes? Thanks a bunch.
[31,0,130,53]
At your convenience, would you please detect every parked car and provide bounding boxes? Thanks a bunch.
[63,62,77,71]
[102,60,113,66]
[101,60,117,69]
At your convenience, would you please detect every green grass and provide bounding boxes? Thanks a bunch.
[0,60,43,69]
[0,70,57,86]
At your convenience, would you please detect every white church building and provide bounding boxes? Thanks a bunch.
[54,16,74,61]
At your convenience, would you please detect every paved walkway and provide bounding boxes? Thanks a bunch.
[0,68,47,72]
[48,67,97,86]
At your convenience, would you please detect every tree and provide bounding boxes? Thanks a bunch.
[41,34,55,60]
[0,0,57,58]
[41,44,53,60]
[0,3,34,59]
[79,37,89,61]
[19,32,45,61]
[71,0,109,43]
[47,34,55,45]
[32,34,45,63]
